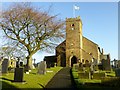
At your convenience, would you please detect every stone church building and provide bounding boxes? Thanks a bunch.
[44,16,110,69]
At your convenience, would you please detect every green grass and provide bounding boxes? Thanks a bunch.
[72,68,117,90]
[72,70,101,83]
[0,66,63,89]
[77,79,101,84]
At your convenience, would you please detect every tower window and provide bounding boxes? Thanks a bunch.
[71,24,74,27]
[82,59,84,63]
[70,24,75,30]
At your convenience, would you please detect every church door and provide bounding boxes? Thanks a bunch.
[71,56,77,67]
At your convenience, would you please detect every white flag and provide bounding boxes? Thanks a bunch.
[74,5,80,10]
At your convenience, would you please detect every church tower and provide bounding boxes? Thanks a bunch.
[66,16,83,67]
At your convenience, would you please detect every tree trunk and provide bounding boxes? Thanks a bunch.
[25,55,33,71]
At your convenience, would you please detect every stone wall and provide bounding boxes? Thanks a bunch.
[66,17,82,67]
[56,40,66,67]
[82,37,99,64]
[55,16,108,68]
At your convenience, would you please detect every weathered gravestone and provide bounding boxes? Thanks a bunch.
[14,67,24,82]
[79,63,84,71]
[2,58,9,74]
[54,63,57,67]
[38,61,46,75]
[47,63,51,68]
[13,58,25,82]
[115,68,120,77]
[118,60,120,68]
[90,64,94,79]
[73,63,79,71]
[93,72,106,79]
[78,72,91,79]
[101,55,111,71]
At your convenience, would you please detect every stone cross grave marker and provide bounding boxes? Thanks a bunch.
[2,58,9,74]
[38,61,46,75]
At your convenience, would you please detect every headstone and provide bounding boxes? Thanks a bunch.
[115,68,120,77]
[54,63,57,67]
[38,61,46,75]
[78,72,91,79]
[16,61,19,68]
[101,55,111,71]
[78,63,83,71]
[14,67,24,82]
[94,65,98,71]
[93,72,106,79]
[73,63,79,71]
[102,59,106,70]
[90,64,94,79]
[47,63,51,68]
[90,64,94,72]
[118,60,120,68]
[2,58,9,74]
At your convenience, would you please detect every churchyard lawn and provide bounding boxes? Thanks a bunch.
[72,68,120,90]
[1,67,63,89]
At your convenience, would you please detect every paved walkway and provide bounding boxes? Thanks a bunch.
[45,67,77,89]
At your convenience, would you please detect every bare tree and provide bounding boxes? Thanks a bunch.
[0,3,65,71]
[0,46,26,60]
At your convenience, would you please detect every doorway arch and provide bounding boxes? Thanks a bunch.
[71,56,77,67]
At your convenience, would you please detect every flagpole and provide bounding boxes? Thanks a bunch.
[73,5,75,17]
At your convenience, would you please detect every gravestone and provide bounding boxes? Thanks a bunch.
[47,63,51,68]
[2,58,9,74]
[118,60,120,68]
[115,68,120,77]
[38,61,46,75]
[101,55,111,71]
[54,63,57,67]
[94,65,98,71]
[79,63,83,71]
[78,72,91,79]
[90,64,94,79]
[73,63,79,71]
[93,72,106,79]
[14,67,24,82]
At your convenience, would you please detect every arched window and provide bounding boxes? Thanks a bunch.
[82,59,84,63]
[85,60,89,64]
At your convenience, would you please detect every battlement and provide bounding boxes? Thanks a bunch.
[66,16,82,22]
